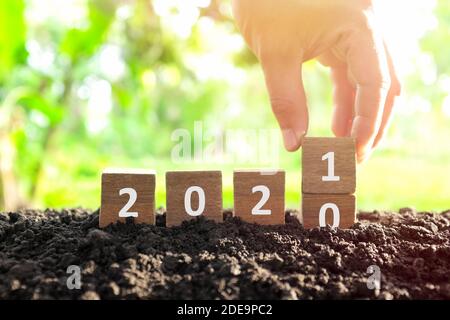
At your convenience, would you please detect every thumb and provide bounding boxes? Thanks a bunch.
[261,57,309,151]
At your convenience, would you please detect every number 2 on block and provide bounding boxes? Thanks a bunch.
[322,151,340,182]
[252,185,271,215]
[118,187,138,218]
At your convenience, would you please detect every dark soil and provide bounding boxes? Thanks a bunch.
[0,208,449,300]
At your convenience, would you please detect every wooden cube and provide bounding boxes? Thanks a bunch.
[302,137,356,194]
[100,169,156,228]
[165,170,222,227]
[302,193,356,229]
[233,170,285,225]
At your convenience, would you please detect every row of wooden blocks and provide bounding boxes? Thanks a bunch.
[100,137,356,229]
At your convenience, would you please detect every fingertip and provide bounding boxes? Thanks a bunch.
[355,137,375,163]
[372,132,385,149]
[281,129,306,152]
[297,130,307,149]
[354,141,369,164]
[282,128,299,151]
[356,151,369,164]
[332,120,352,138]
[351,120,376,164]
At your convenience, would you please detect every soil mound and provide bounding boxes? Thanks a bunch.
[0,208,449,299]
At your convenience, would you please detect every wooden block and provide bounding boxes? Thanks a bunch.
[302,137,356,194]
[100,168,156,228]
[302,193,356,229]
[233,170,285,225]
[166,170,222,227]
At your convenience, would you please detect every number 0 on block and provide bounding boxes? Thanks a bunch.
[302,194,355,229]
[165,170,223,227]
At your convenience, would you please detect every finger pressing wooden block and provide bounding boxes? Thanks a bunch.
[233,170,285,225]
[100,168,156,228]
[302,137,356,194]
[302,193,356,229]
[166,170,222,227]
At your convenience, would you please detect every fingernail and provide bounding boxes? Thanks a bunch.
[297,130,307,145]
[282,129,300,151]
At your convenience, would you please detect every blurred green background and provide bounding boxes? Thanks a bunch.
[0,0,449,212]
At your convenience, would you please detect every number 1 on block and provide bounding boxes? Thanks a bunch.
[302,137,356,194]
[322,152,340,182]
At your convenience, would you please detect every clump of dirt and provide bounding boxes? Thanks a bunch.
[0,208,449,299]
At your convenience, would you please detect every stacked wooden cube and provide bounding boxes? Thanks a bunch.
[301,137,356,228]
[99,137,356,229]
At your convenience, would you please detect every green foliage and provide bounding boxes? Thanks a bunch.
[421,0,450,75]
[60,0,117,61]
[0,0,27,84]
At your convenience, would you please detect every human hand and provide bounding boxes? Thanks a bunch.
[232,0,401,162]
